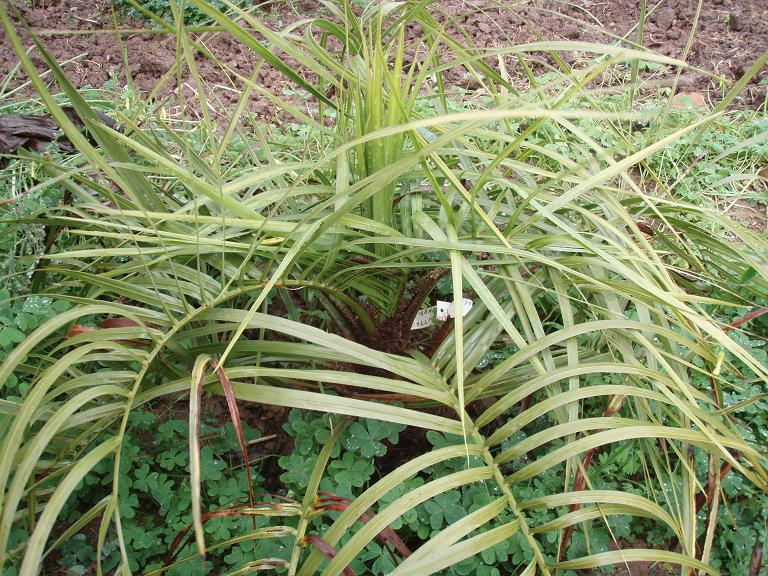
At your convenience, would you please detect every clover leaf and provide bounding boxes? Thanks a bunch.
[422,490,465,531]
[328,451,374,491]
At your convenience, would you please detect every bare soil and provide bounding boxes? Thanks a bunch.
[1,0,767,118]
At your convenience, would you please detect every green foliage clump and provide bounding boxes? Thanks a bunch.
[39,410,262,575]
[0,292,71,394]
[112,0,255,25]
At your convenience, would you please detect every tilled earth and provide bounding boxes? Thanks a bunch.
[1,0,767,117]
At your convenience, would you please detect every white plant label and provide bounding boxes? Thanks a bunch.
[411,298,473,330]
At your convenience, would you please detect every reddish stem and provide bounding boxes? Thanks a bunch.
[558,395,626,562]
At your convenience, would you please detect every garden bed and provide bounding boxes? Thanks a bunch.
[2,0,767,116]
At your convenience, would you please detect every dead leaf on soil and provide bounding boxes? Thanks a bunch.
[0,114,59,154]
[0,106,119,156]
